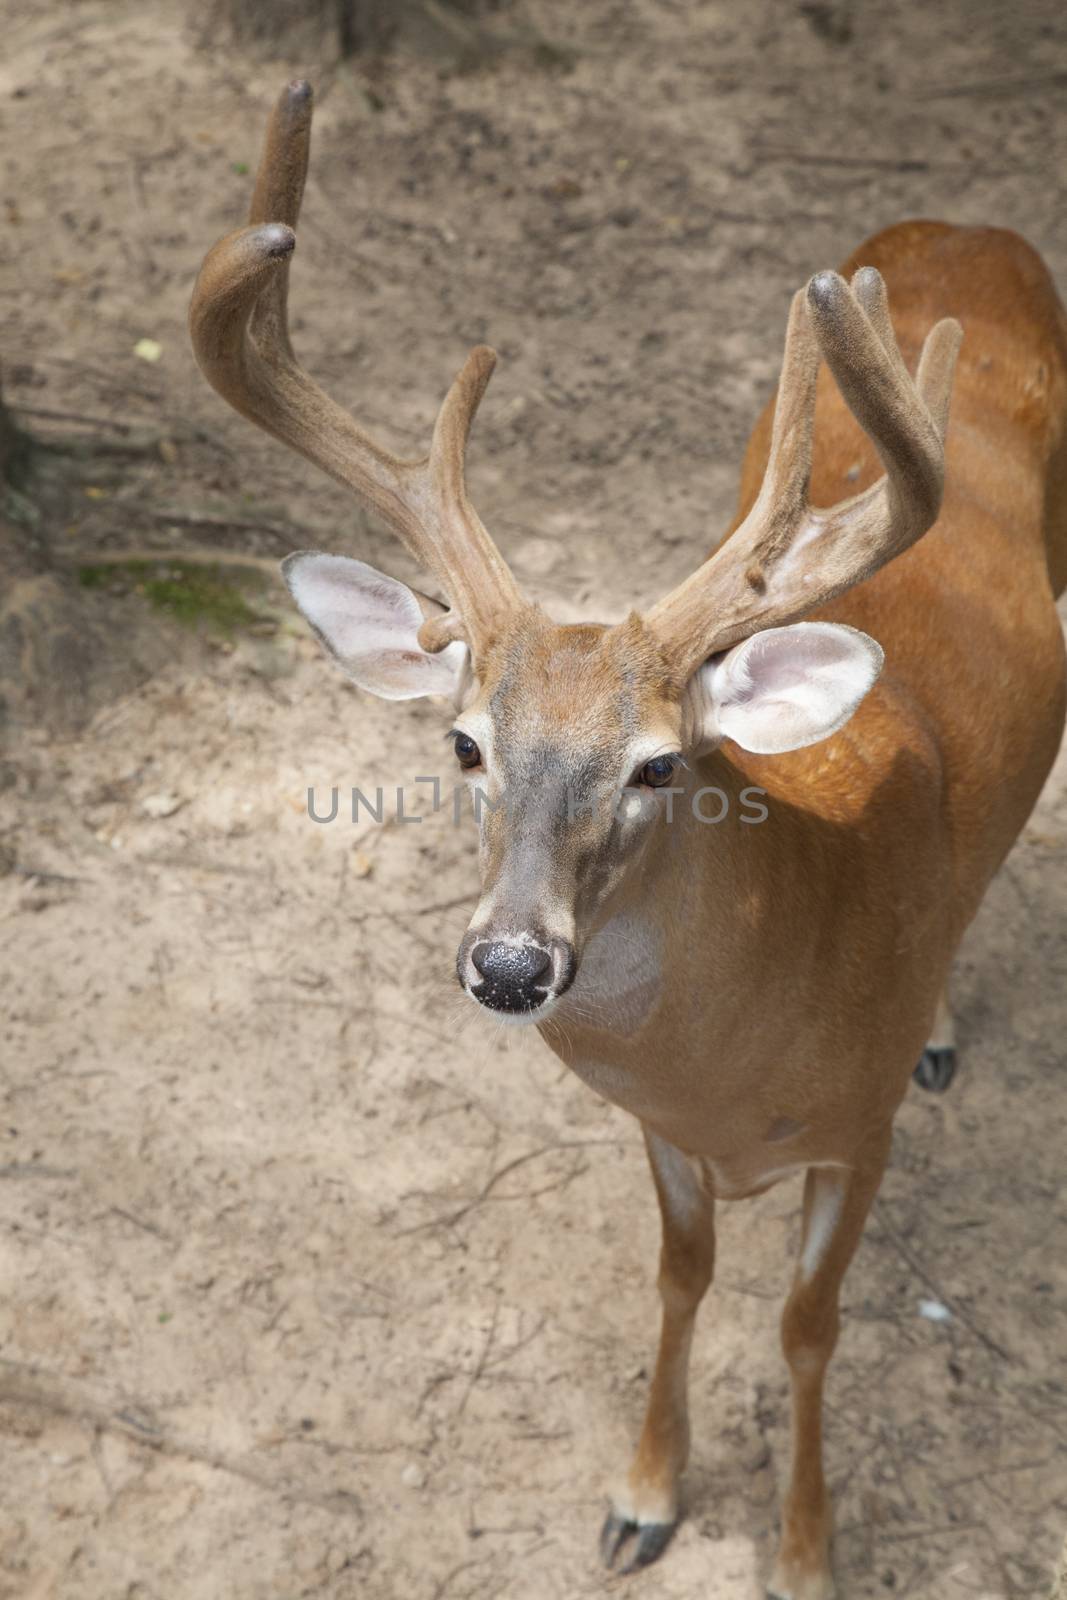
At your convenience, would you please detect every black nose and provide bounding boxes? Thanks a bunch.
[470,940,552,1013]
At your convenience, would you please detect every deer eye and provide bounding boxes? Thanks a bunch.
[638,754,677,788]
[453,733,482,770]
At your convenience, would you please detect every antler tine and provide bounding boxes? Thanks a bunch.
[647,269,962,678]
[729,287,821,566]
[915,316,965,440]
[246,77,312,356]
[645,288,821,667]
[806,270,946,528]
[249,79,311,231]
[189,81,522,652]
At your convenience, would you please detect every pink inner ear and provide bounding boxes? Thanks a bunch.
[710,624,883,755]
[736,625,880,699]
[288,555,431,655]
[745,658,809,694]
[744,627,847,687]
[285,552,467,700]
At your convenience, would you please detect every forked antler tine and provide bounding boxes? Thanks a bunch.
[648,269,962,677]
[189,80,522,652]
[806,270,944,528]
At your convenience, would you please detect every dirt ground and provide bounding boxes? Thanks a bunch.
[2,1,1067,1597]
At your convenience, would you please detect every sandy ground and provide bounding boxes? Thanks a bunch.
[2,1,1067,1597]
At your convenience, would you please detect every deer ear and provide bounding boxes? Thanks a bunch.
[282,552,469,702]
[690,622,883,755]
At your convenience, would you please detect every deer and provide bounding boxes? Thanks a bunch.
[190,80,1067,1600]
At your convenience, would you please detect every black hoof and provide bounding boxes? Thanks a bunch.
[913,1045,957,1093]
[599,1509,676,1573]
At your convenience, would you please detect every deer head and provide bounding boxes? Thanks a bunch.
[190,82,961,1020]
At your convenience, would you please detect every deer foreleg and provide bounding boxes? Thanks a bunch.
[769,1126,892,1600]
[601,1126,715,1573]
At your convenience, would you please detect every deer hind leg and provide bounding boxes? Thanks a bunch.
[913,986,956,1092]
[769,1128,891,1600]
[601,1127,715,1574]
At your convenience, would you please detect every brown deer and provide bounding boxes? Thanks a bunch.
[190,81,1067,1600]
